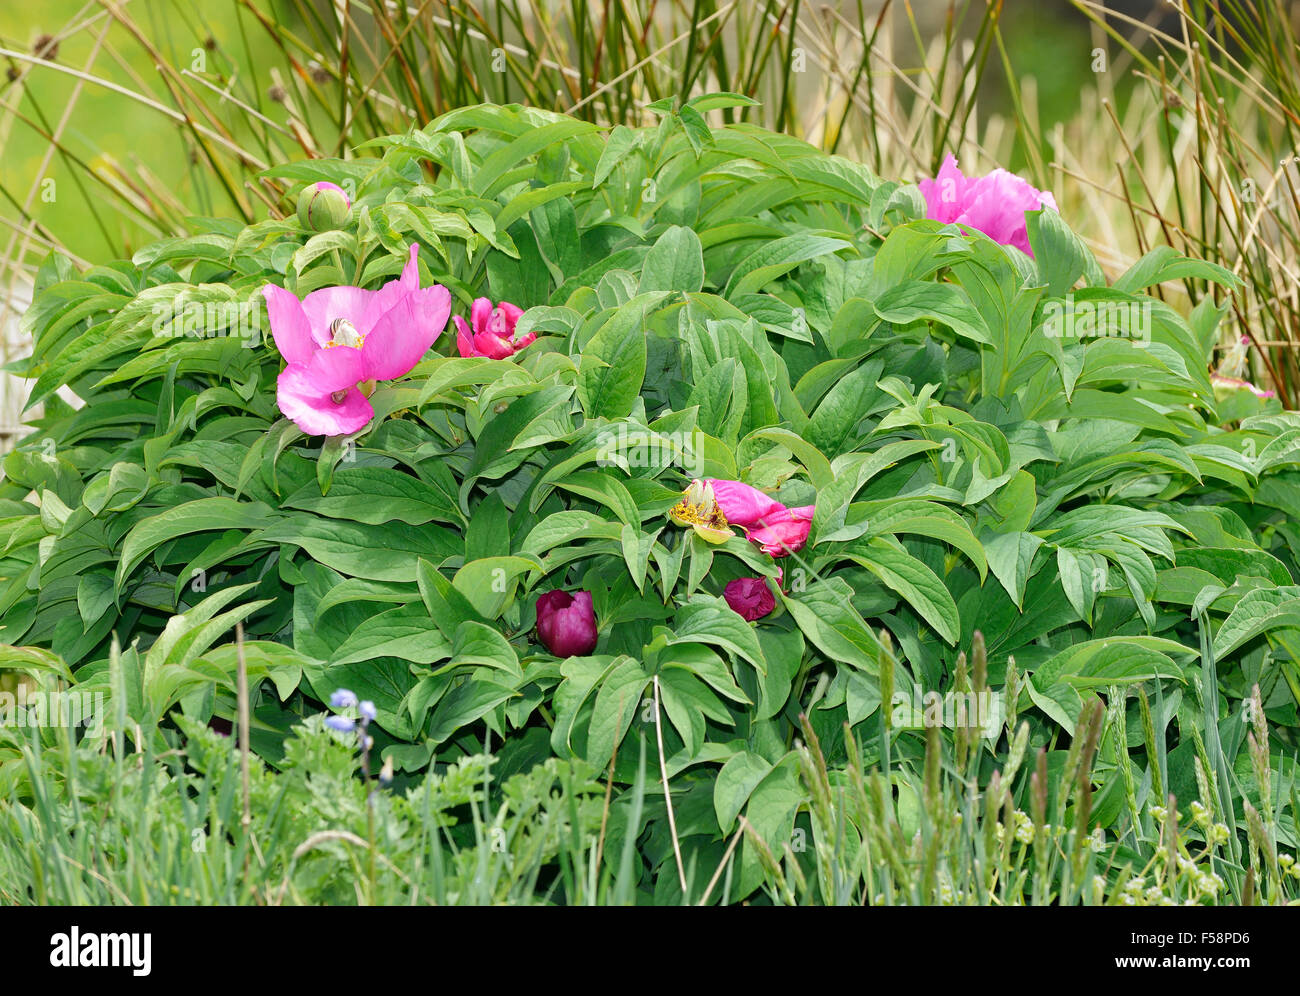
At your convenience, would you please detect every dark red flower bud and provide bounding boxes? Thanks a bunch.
[724,577,775,621]
[536,590,598,657]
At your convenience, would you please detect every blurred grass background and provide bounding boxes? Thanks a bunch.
[2,0,1298,437]
[0,1,1102,268]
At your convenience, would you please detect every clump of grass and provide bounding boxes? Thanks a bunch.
[1036,0,1300,405]
[0,1,1021,277]
[747,704,1299,906]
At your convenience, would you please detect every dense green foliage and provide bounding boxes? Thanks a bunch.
[2,99,1299,903]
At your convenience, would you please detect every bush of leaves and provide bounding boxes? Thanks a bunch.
[3,97,1298,902]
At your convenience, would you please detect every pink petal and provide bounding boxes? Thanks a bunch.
[355,242,423,328]
[919,154,968,224]
[749,506,814,557]
[277,363,374,436]
[497,301,524,333]
[706,479,787,529]
[536,589,598,657]
[958,169,1044,256]
[921,155,1054,257]
[362,283,450,381]
[454,315,477,358]
[472,329,517,360]
[511,330,537,353]
[300,285,377,340]
[304,341,368,392]
[299,246,423,341]
[263,285,320,364]
[724,577,775,621]
[470,297,494,335]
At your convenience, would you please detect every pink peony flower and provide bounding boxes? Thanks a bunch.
[724,577,775,621]
[263,244,450,436]
[748,505,815,557]
[678,479,816,557]
[918,154,1058,257]
[536,590,598,657]
[455,298,534,359]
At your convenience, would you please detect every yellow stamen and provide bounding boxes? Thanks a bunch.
[669,480,732,544]
[324,317,365,349]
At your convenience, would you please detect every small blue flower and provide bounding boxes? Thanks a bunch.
[359,700,377,723]
[330,689,358,709]
[325,714,357,733]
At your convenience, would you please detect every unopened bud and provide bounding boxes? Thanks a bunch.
[297,181,351,231]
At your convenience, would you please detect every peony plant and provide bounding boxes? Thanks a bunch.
[4,100,1296,907]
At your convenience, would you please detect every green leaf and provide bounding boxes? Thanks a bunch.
[260,515,461,582]
[331,602,452,666]
[427,677,518,745]
[714,751,773,833]
[466,384,575,481]
[553,470,640,528]
[667,598,766,671]
[782,579,883,672]
[578,307,648,419]
[725,235,853,298]
[1027,208,1103,296]
[982,530,1044,608]
[452,555,543,618]
[874,280,992,346]
[284,467,462,526]
[842,538,961,645]
[116,498,280,592]
[639,226,705,294]
[592,125,640,187]
[1212,586,1300,661]
[585,656,650,769]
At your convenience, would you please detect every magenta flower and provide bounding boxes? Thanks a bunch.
[919,154,1058,257]
[748,505,815,557]
[696,479,814,557]
[455,298,534,359]
[536,590,598,658]
[724,577,775,621]
[263,244,450,436]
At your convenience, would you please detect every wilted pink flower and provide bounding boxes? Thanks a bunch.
[919,154,1058,257]
[455,298,534,359]
[679,479,815,556]
[263,244,450,436]
[748,505,815,557]
[724,577,775,621]
[536,590,598,657]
